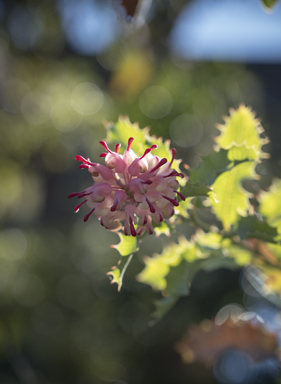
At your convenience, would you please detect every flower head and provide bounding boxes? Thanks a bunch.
[69,137,185,237]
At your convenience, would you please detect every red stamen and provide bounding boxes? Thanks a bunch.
[127,137,134,150]
[129,216,136,237]
[84,208,95,222]
[149,158,167,174]
[115,143,121,153]
[99,141,113,153]
[79,164,89,169]
[75,155,94,166]
[162,195,179,206]
[143,215,148,225]
[74,200,87,213]
[139,144,158,160]
[163,170,184,178]
[147,226,154,235]
[100,153,107,158]
[146,197,156,213]
[170,148,176,165]
[141,180,153,185]
[77,192,92,199]
[68,192,80,199]
[110,203,117,212]
[176,191,186,201]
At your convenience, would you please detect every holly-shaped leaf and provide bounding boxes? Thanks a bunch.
[106,268,121,291]
[189,149,230,185]
[216,105,269,161]
[210,161,256,231]
[137,240,184,291]
[111,233,139,256]
[259,179,281,240]
[154,222,171,237]
[237,215,278,243]
[181,182,212,198]
[104,116,149,154]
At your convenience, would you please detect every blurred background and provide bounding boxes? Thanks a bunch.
[1,0,281,383]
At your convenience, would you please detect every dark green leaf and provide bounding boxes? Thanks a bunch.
[189,149,230,185]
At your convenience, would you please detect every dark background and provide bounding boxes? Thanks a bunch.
[0,0,281,383]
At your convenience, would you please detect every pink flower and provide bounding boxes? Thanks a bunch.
[69,137,185,237]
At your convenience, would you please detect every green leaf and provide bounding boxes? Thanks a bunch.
[181,181,212,198]
[147,135,171,159]
[106,268,121,291]
[261,0,278,11]
[165,260,194,296]
[210,161,256,231]
[137,237,189,291]
[216,105,268,161]
[104,116,149,154]
[237,215,278,243]
[224,245,253,267]
[201,256,239,271]
[265,243,281,264]
[175,197,192,219]
[259,179,281,239]
[189,149,230,185]
[154,222,171,237]
[111,233,139,256]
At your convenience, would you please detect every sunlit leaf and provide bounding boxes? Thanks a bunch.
[137,237,188,291]
[210,161,256,231]
[266,242,281,260]
[106,268,121,291]
[224,246,252,267]
[255,265,281,294]
[195,231,222,249]
[216,105,268,161]
[175,197,192,219]
[259,179,281,239]
[111,233,139,256]
[147,135,171,159]
[104,116,149,154]
[154,221,171,237]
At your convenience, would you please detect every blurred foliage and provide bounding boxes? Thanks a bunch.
[0,0,281,383]
[261,0,279,11]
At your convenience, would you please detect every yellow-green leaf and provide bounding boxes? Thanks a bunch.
[154,222,171,237]
[216,105,268,161]
[111,233,139,256]
[137,237,188,291]
[104,116,149,155]
[210,161,256,231]
[259,179,281,239]
[106,268,121,291]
